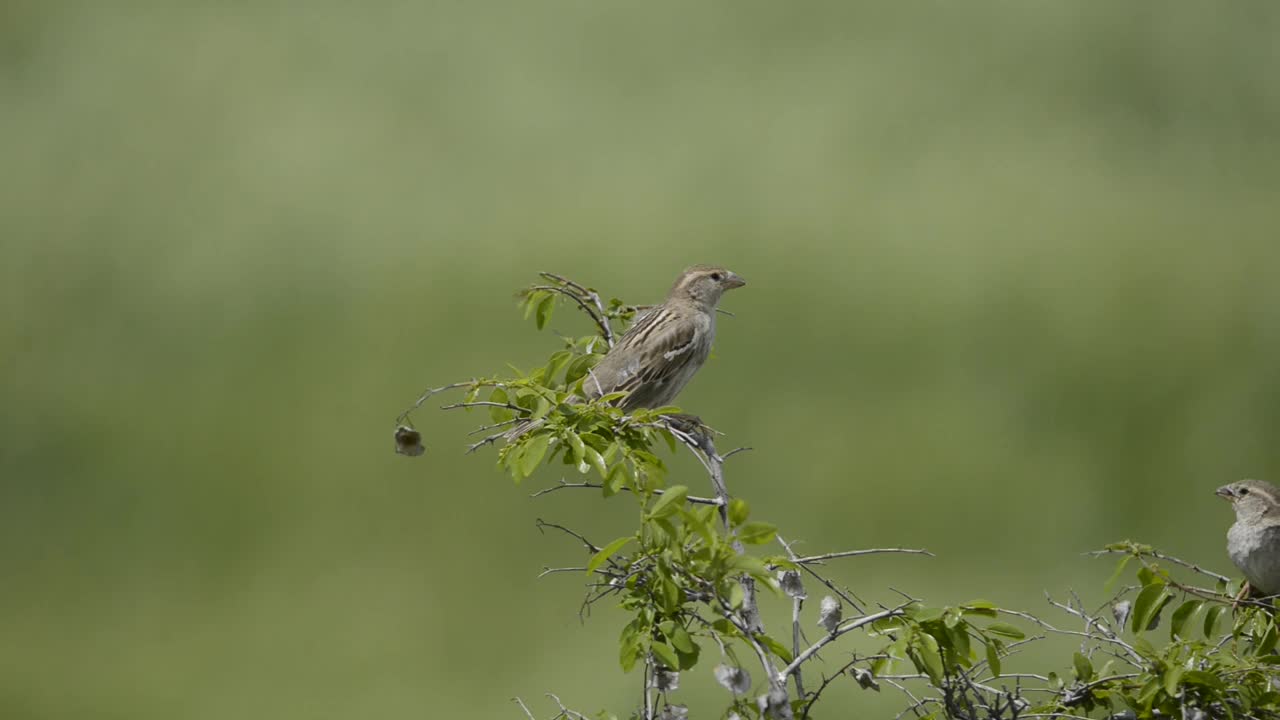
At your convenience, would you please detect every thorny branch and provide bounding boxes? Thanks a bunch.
[399,273,1280,720]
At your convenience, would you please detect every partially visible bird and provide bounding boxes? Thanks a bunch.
[506,265,745,439]
[1217,479,1280,597]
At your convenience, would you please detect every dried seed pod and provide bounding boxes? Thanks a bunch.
[394,426,424,456]
[714,664,751,695]
[817,595,842,634]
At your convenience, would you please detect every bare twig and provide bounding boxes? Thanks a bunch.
[779,603,915,682]
[441,401,523,411]
[467,430,511,454]
[642,656,654,720]
[397,380,487,425]
[469,419,521,435]
[513,696,537,720]
[794,548,935,564]
[535,519,602,554]
[531,479,722,506]
[800,654,882,720]
[538,566,590,578]
[537,272,615,347]
[546,693,589,720]
[1088,546,1232,584]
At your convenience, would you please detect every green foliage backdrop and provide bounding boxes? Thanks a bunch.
[3,2,1280,718]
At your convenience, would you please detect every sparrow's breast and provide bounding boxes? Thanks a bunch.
[1228,521,1280,595]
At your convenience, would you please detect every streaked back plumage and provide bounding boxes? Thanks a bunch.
[584,265,744,410]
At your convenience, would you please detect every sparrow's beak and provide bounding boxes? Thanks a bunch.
[1215,485,1236,501]
[724,272,746,289]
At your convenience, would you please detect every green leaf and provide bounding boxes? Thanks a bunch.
[519,433,552,478]
[946,622,971,665]
[583,446,608,478]
[674,639,700,670]
[985,642,1002,678]
[1131,635,1157,659]
[960,601,998,618]
[603,462,627,497]
[651,642,679,670]
[647,485,688,519]
[489,388,514,423]
[522,290,543,320]
[658,428,678,454]
[1203,605,1224,638]
[757,634,795,664]
[737,521,777,545]
[565,354,600,385]
[915,632,944,685]
[1104,555,1132,594]
[531,395,552,420]
[619,640,642,673]
[1258,619,1279,655]
[660,577,681,612]
[669,626,695,654]
[587,536,633,573]
[1181,670,1225,691]
[544,350,572,384]
[726,582,745,609]
[728,498,749,526]
[728,553,769,579]
[1163,665,1185,697]
[1137,565,1155,587]
[565,432,586,463]
[1170,600,1202,640]
[535,293,555,330]
[1131,582,1170,634]
[1073,652,1094,682]
[984,623,1025,640]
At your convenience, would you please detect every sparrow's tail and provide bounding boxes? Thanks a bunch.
[502,418,546,443]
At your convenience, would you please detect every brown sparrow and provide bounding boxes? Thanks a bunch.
[506,265,745,440]
[1217,479,1280,597]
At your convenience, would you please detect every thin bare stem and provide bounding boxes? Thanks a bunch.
[1088,546,1232,584]
[779,603,915,682]
[537,272,615,347]
[794,548,935,564]
[530,479,722,506]
[469,419,520,436]
[545,693,589,720]
[535,519,601,554]
[513,696,537,720]
[397,381,485,425]
[441,401,523,411]
[467,430,510,454]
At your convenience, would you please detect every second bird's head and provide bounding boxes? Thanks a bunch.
[669,265,746,307]
[1216,479,1280,521]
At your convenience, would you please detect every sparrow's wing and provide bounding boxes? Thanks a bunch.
[592,305,704,408]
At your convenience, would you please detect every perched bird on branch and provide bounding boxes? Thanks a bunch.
[584,265,746,409]
[507,265,745,440]
[1217,479,1280,597]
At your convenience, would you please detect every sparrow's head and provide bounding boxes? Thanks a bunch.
[669,265,746,307]
[1216,479,1280,521]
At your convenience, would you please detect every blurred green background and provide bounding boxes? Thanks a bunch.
[4,2,1280,717]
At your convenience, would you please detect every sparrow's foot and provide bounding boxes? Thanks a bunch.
[1233,582,1254,610]
[662,413,717,457]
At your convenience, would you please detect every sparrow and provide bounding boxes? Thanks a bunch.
[582,265,745,409]
[1216,479,1280,597]
[507,265,745,440]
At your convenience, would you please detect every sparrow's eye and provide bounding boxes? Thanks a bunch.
[710,272,723,281]
[1241,488,1250,495]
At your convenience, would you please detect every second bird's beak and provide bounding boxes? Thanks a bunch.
[1215,485,1235,501]
[724,272,746,289]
